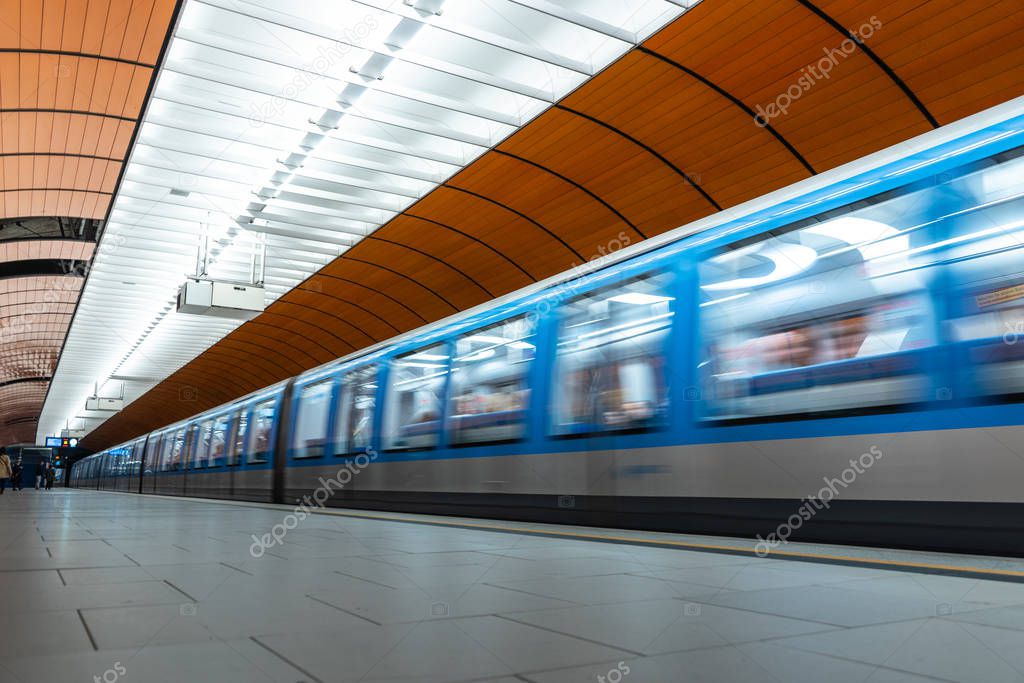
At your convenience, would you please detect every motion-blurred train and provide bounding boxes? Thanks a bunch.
[72,104,1024,556]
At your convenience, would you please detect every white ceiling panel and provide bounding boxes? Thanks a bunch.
[38,0,695,442]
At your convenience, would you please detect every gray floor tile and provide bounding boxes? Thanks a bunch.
[258,615,629,682]
[3,639,308,683]
[704,584,945,627]
[0,580,185,615]
[490,572,727,606]
[508,599,838,655]
[5,491,1023,683]
[0,610,94,657]
[777,618,1024,683]
[948,603,1024,631]
[60,566,157,585]
[309,582,574,624]
[526,645,947,683]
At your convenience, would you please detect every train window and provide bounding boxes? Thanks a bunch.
[143,436,159,474]
[130,441,142,477]
[227,408,246,466]
[210,414,229,467]
[158,433,175,472]
[942,149,1024,398]
[194,420,213,469]
[292,380,333,459]
[552,272,674,435]
[383,343,450,450]
[336,365,376,455]
[247,399,276,464]
[699,187,943,420]
[160,429,186,471]
[449,316,535,444]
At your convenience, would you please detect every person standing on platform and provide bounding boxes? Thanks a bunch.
[11,457,22,491]
[35,459,47,490]
[0,448,12,494]
[45,464,55,491]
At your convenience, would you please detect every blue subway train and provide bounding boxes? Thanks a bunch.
[72,103,1024,556]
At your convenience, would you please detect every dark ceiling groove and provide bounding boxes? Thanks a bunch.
[0,152,124,162]
[364,235,495,298]
[291,287,402,337]
[211,338,304,378]
[403,214,538,282]
[0,259,88,280]
[636,46,817,175]
[256,311,357,352]
[342,256,461,313]
[309,273,429,324]
[555,104,722,211]
[0,47,154,68]
[442,184,586,261]
[0,376,50,390]
[0,108,137,122]
[235,325,325,367]
[493,149,648,240]
[0,188,112,195]
[175,355,276,394]
[795,0,939,128]
[275,298,382,346]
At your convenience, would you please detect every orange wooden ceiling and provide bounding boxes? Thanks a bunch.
[0,0,177,219]
[84,0,1024,449]
[0,246,92,445]
[0,0,178,444]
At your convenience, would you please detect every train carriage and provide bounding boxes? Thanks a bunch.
[71,106,1024,556]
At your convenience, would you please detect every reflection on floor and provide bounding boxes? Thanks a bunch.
[1,491,1023,683]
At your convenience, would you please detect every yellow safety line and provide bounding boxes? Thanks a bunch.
[91,489,1024,580]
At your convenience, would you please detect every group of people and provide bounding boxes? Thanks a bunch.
[0,447,56,493]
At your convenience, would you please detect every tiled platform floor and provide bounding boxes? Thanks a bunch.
[1,490,1023,682]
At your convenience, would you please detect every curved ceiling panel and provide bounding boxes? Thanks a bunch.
[0,380,48,445]
[63,0,1024,450]
[0,0,177,219]
[0,1,179,445]
[0,249,91,445]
